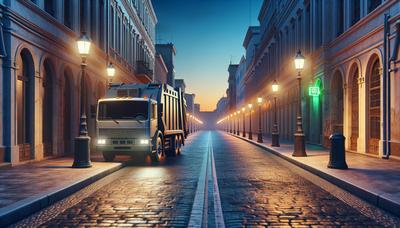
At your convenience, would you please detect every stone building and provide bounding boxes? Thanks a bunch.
[154,53,168,84]
[156,43,176,87]
[227,63,238,112]
[240,0,400,159]
[0,0,157,165]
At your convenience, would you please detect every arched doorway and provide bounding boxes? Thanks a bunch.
[63,68,73,155]
[350,66,359,151]
[42,59,54,157]
[330,71,344,134]
[368,58,381,155]
[17,49,35,161]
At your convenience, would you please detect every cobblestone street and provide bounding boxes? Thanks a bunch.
[16,131,399,227]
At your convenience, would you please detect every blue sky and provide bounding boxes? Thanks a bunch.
[152,0,263,111]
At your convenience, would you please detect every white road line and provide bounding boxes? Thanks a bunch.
[209,136,226,228]
[188,133,210,228]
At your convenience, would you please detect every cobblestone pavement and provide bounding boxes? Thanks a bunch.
[212,131,393,227]
[17,130,398,227]
[36,132,208,227]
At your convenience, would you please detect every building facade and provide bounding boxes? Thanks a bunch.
[156,43,176,87]
[235,56,246,109]
[227,64,238,112]
[154,53,168,84]
[241,0,400,159]
[174,79,186,93]
[0,0,157,165]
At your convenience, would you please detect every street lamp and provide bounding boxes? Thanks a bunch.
[230,114,233,133]
[107,62,115,88]
[237,110,241,135]
[73,32,92,168]
[271,80,280,147]
[257,97,263,143]
[233,112,237,135]
[293,50,307,157]
[241,107,246,137]
[248,103,253,140]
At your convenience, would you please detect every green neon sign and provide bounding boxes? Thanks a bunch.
[308,86,320,97]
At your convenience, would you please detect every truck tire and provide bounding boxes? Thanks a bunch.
[103,152,115,162]
[151,137,164,162]
[167,136,179,157]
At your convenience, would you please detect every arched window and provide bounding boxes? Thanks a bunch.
[368,59,381,154]
[350,67,359,151]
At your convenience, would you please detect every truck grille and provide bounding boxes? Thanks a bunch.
[99,128,145,145]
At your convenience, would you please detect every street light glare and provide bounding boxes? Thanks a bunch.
[294,50,305,70]
[257,97,263,104]
[248,104,253,109]
[77,33,91,55]
[242,107,245,111]
[107,63,116,77]
[272,80,279,92]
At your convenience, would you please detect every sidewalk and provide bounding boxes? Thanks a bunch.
[228,131,400,217]
[0,156,123,227]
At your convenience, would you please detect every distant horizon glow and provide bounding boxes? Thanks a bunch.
[153,0,263,111]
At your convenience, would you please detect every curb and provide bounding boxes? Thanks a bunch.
[228,133,400,217]
[0,162,125,227]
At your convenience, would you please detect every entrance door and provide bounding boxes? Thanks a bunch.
[17,49,34,161]
[350,68,359,151]
[368,60,381,155]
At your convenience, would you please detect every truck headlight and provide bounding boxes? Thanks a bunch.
[97,139,106,145]
[140,139,149,145]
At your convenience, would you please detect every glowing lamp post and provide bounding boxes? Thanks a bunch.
[230,114,233,133]
[73,33,92,168]
[271,80,280,147]
[257,97,263,143]
[293,50,307,157]
[107,62,115,88]
[233,112,237,135]
[242,107,246,137]
[248,104,253,140]
[236,110,241,135]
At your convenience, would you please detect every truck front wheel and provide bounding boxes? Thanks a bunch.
[151,137,164,162]
[103,152,115,162]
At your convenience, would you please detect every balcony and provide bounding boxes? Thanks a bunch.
[136,60,153,83]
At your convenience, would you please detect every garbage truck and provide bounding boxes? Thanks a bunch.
[96,83,188,162]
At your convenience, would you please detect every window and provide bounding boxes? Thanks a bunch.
[336,0,344,37]
[368,0,381,13]
[64,0,72,29]
[98,100,149,121]
[351,0,360,26]
[44,0,55,17]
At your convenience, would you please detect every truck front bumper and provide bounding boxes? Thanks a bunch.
[96,144,153,155]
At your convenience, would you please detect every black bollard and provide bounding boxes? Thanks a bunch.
[328,133,348,169]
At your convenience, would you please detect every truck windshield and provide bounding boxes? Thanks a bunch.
[98,100,148,121]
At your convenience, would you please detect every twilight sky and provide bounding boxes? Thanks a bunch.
[152,0,263,111]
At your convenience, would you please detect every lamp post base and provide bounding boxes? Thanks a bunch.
[292,133,306,157]
[271,132,280,147]
[237,130,240,136]
[249,132,253,140]
[72,136,92,168]
[242,131,246,138]
[257,131,263,143]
